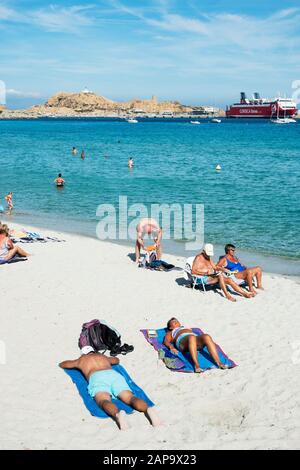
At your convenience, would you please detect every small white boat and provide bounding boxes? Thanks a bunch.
[271,118,297,124]
[127,118,138,123]
[211,118,221,123]
[190,120,200,125]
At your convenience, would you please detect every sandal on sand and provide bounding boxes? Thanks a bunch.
[109,345,122,356]
[195,367,203,373]
[120,344,134,355]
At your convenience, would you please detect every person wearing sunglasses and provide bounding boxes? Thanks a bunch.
[217,244,263,294]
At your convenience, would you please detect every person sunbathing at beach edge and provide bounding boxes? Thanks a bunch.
[192,244,254,302]
[0,225,29,264]
[59,349,162,431]
[163,318,229,373]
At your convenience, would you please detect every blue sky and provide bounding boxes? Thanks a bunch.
[1,0,300,108]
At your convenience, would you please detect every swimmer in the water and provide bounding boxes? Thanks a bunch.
[128,157,134,169]
[54,173,65,187]
[135,218,162,264]
[81,150,85,160]
[72,147,77,155]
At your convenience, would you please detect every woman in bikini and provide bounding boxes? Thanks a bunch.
[0,225,29,264]
[5,192,13,214]
[163,318,228,373]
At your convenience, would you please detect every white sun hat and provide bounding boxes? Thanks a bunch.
[203,243,214,256]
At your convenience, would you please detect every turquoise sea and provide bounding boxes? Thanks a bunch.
[0,118,299,270]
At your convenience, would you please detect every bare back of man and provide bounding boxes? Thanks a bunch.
[71,353,115,380]
[60,353,161,430]
[135,218,162,263]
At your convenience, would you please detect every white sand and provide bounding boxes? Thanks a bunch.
[1,223,300,450]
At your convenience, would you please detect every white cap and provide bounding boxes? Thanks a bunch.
[81,346,95,355]
[203,243,214,256]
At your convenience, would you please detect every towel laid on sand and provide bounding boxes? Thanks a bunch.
[63,364,154,418]
[0,255,28,265]
[141,327,237,373]
[11,229,65,244]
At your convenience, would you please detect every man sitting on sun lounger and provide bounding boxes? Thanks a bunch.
[59,348,162,431]
[216,244,263,295]
[192,243,254,302]
[163,318,229,373]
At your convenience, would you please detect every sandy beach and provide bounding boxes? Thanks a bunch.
[0,222,300,450]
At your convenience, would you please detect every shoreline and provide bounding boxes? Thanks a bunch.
[2,215,300,278]
[1,217,300,449]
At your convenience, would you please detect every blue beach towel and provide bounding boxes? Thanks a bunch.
[63,364,154,418]
[141,327,237,373]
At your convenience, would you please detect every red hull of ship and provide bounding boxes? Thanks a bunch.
[226,104,297,118]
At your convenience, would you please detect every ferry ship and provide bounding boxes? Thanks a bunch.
[226,92,297,118]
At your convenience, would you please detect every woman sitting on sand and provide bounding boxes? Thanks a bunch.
[0,225,29,264]
[163,317,228,373]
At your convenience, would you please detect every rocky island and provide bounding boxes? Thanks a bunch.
[0,89,223,119]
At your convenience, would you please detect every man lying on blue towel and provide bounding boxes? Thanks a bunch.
[59,347,161,430]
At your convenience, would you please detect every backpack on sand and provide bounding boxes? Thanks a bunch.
[78,319,134,356]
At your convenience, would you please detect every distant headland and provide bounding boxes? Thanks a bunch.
[0,89,224,119]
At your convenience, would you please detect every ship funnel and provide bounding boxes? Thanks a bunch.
[253,92,260,100]
[240,92,246,102]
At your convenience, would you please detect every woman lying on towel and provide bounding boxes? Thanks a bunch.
[163,318,228,373]
[0,225,29,264]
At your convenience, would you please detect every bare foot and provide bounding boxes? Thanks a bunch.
[257,286,264,290]
[218,363,229,370]
[226,295,236,302]
[116,410,129,431]
[147,407,163,427]
[195,367,203,373]
[243,291,254,298]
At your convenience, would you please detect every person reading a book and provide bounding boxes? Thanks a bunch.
[192,244,254,302]
[216,244,263,294]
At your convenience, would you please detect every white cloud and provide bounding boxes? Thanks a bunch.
[6,89,41,98]
[110,3,300,52]
[0,5,14,20]
[30,4,94,32]
[0,3,95,33]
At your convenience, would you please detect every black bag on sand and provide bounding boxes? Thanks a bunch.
[78,319,134,356]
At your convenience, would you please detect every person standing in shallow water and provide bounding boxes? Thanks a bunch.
[81,150,85,160]
[54,173,65,188]
[128,157,134,169]
[5,192,13,214]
